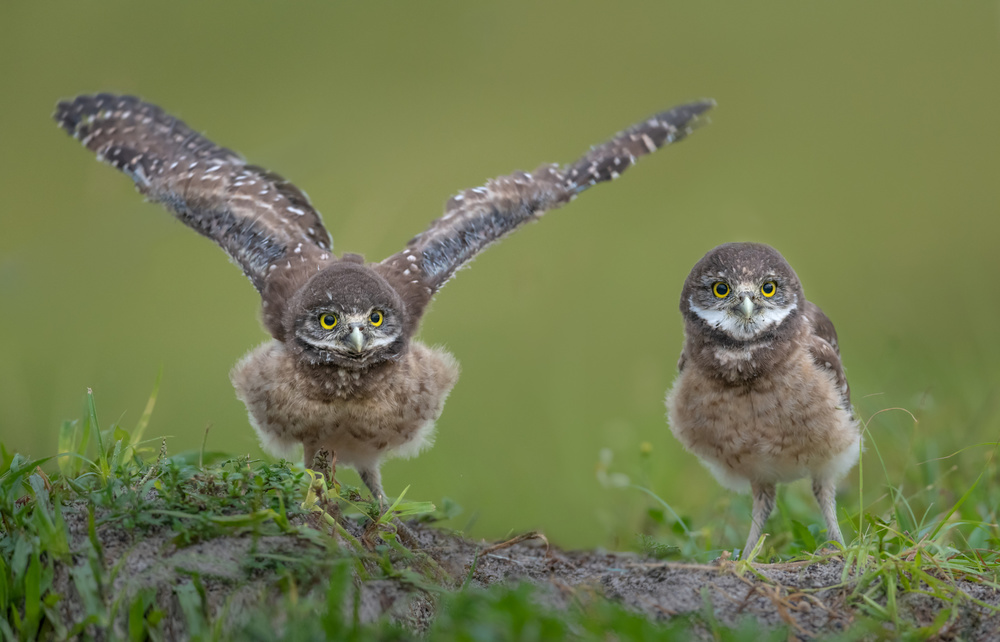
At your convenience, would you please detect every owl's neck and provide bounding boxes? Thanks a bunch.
[292,357,399,400]
[685,319,805,385]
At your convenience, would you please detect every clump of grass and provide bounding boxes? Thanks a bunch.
[2,387,744,641]
[0,387,435,640]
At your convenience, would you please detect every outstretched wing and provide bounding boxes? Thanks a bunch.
[803,300,852,412]
[379,100,714,323]
[54,94,334,337]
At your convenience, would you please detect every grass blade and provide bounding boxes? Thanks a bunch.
[86,388,109,480]
[57,421,80,478]
[132,370,162,448]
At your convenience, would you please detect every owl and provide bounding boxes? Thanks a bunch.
[55,93,713,505]
[665,243,860,557]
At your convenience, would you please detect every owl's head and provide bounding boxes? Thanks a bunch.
[681,243,804,343]
[285,261,407,368]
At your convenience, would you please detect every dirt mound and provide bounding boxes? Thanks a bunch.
[48,504,1000,639]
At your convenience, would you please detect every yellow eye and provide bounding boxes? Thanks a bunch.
[369,310,384,327]
[319,313,338,329]
[713,282,730,298]
[761,281,777,297]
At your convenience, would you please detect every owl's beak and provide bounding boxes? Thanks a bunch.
[348,326,366,352]
[738,295,754,320]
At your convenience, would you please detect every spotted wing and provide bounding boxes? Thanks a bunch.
[54,94,334,315]
[803,300,852,411]
[379,100,714,322]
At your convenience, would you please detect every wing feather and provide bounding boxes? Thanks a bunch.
[803,300,852,411]
[54,94,334,295]
[380,100,714,318]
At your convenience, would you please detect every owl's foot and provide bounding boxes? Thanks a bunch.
[814,545,844,559]
[359,510,419,549]
[391,518,419,547]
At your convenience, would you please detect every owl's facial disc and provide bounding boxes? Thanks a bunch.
[689,279,797,341]
[287,262,407,369]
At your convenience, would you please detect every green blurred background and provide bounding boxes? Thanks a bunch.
[1,2,998,550]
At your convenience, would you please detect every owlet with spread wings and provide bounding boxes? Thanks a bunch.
[55,94,712,503]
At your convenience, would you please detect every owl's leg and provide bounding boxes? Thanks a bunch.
[359,466,385,506]
[304,443,318,470]
[743,481,776,558]
[359,466,418,546]
[812,478,845,547]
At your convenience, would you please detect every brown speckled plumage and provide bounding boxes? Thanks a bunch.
[666,243,860,557]
[55,93,712,503]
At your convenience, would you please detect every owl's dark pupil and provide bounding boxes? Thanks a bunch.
[763,283,774,294]
[371,312,381,323]
[716,283,728,295]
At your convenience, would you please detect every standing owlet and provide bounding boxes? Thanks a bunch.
[55,93,713,503]
[665,243,860,557]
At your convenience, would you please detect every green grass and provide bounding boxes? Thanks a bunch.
[1,388,764,641]
[2,388,999,640]
[0,388,434,640]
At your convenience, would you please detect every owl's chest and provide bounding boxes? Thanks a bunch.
[666,346,857,481]
[231,340,459,463]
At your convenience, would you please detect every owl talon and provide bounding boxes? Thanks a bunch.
[815,545,843,559]
[392,518,419,547]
